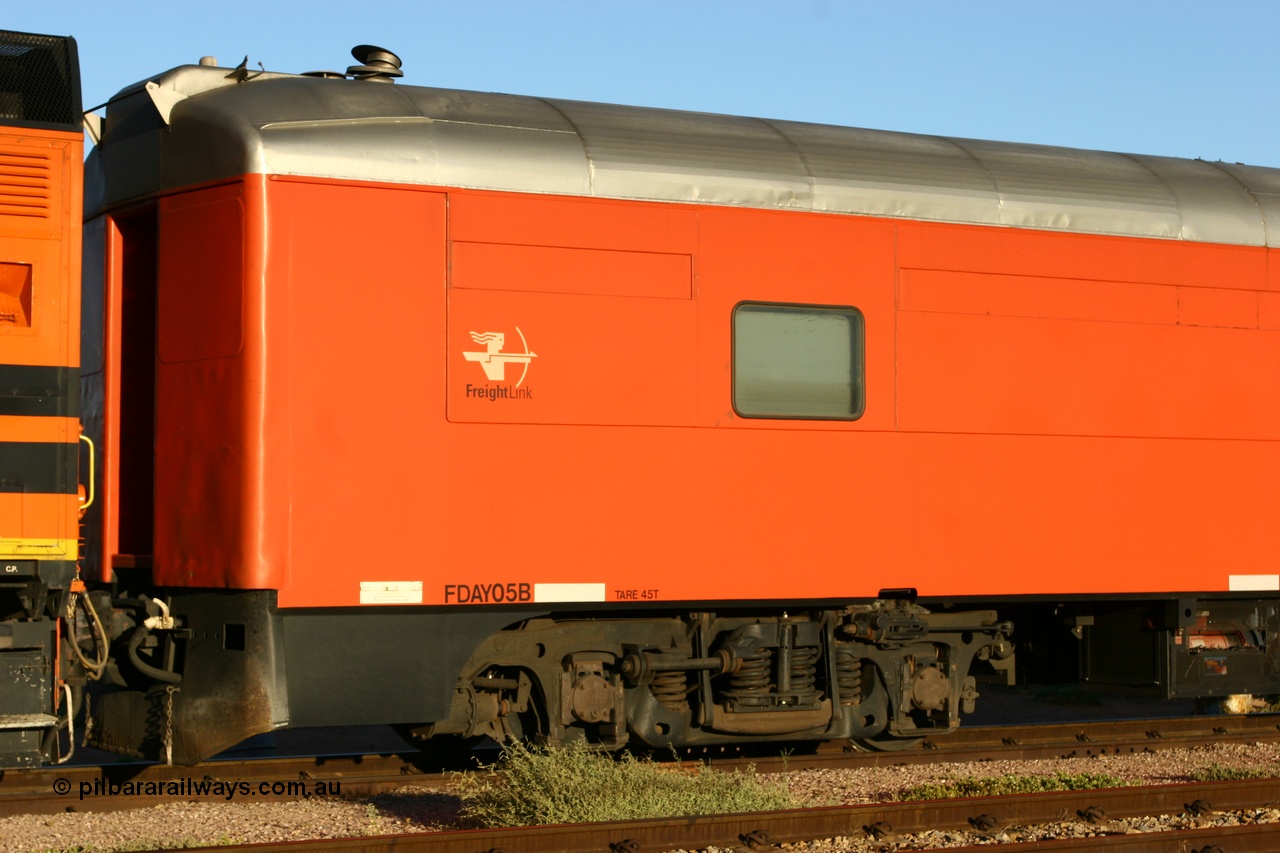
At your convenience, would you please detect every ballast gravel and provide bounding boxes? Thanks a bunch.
[3,741,1280,852]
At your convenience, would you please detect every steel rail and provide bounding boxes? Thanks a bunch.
[943,823,1280,851]
[734,712,1280,770]
[4,714,1278,817]
[129,777,1280,853]
[0,753,449,816]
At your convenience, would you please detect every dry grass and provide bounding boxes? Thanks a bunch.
[453,741,803,827]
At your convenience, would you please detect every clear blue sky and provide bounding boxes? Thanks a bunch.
[12,1,1279,167]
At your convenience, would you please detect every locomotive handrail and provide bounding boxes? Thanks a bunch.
[78,432,95,514]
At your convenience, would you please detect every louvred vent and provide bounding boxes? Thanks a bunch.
[0,146,50,219]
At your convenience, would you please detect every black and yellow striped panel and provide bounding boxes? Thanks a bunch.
[1,317,80,576]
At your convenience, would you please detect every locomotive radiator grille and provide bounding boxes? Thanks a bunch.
[0,148,51,219]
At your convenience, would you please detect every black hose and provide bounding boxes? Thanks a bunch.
[126,625,181,684]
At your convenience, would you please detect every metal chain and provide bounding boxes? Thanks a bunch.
[163,685,179,766]
[82,689,93,744]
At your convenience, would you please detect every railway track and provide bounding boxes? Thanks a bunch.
[125,777,1280,852]
[4,714,1278,817]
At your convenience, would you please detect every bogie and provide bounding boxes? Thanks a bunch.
[417,604,1011,752]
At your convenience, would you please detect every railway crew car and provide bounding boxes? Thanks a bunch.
[62,46,1280,766]
[0,29,86,767]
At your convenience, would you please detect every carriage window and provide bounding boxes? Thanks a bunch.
[733,303,864,419]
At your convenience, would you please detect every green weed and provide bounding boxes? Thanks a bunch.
[899,771,1127,801]
[454,740,802,827]
[1191,763,1280,781]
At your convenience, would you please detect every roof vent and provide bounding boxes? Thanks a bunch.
[347,45,402,83]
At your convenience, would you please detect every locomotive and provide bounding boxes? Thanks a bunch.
[0,29,84,768]
[4,29,1280,768]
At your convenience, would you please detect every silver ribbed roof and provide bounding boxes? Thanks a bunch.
[87,64,1280,246]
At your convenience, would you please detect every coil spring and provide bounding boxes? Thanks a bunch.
[649,670,689,712]
[728,648,773,696]
[834,649,863,705]
[790,646,819,694]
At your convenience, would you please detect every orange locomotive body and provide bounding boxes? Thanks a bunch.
[0,30,85,767]
[65,47,1280,763]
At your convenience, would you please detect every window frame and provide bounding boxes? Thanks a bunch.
[731,300,866,421]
